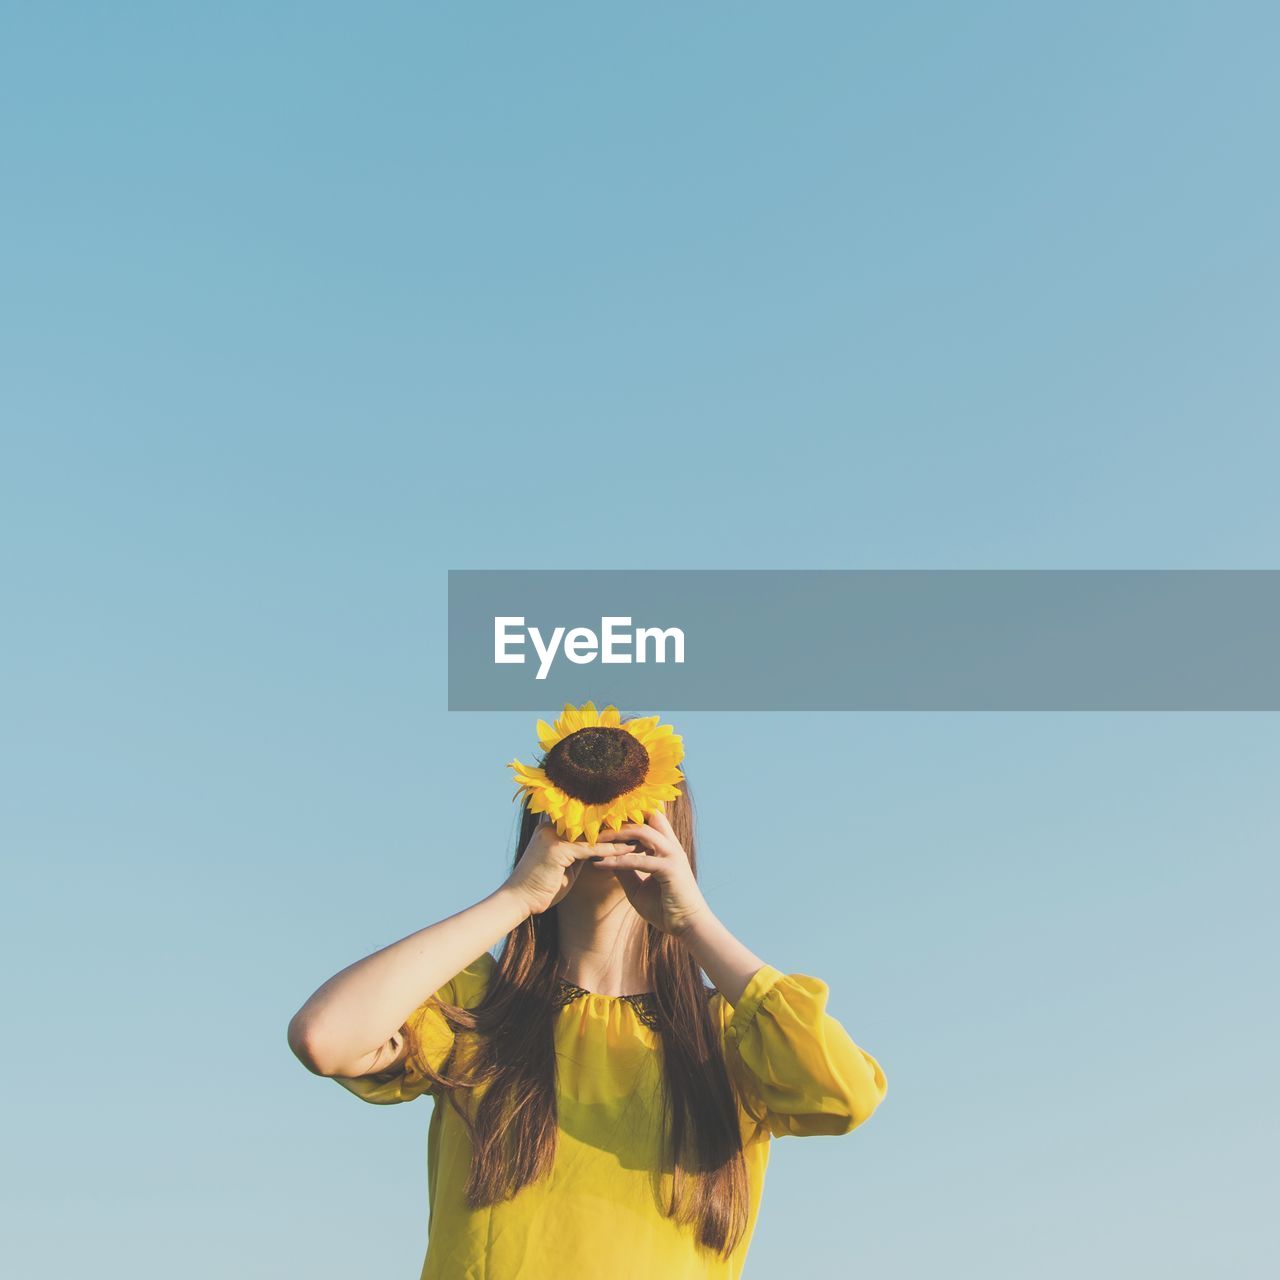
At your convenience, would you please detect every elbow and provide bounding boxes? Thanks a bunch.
[819,1054,888,1136]
[775,1077,887,1138]
[807,1090,884,1138]
[287,1011,330,1076]
[287,1011,373,1078]
[839,1054,888,1133]
[836,1092,884,1135]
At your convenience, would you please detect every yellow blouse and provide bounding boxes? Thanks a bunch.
[334,952,887,1279]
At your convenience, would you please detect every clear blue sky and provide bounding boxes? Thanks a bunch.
[2,4,1276,1277]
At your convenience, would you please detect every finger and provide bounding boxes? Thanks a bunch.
[647,807,675,837]
[570,839,635,860]
[586,849,654,871]
[589,851,669,874]
[597,823,666,853]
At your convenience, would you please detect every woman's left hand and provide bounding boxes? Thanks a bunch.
[589,808,713,938]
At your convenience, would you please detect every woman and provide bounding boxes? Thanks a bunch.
[288,707,887,1279]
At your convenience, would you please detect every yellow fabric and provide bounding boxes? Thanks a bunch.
[333,952,887,1279]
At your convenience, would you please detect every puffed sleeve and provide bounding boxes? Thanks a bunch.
[332,950,496,1105]
[721,963,888,1139]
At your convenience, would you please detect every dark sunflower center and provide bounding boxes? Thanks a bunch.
[543,726,650,805]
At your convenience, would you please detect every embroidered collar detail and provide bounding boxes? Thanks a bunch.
[554,978,660,1029]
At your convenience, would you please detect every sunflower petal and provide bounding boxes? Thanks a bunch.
[510,761,549,783]
[624,715,660,744]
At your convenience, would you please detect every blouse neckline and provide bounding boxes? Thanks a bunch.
[555,977,656,1000]
[554,977,660,1028]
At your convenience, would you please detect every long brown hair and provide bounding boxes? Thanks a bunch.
[415,776,752,1259]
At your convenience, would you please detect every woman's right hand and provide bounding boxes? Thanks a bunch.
[502,818,633,916]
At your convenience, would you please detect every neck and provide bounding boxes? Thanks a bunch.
[554,880,652,995]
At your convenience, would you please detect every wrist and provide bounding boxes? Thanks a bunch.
[671,903,719,943]
[492,882,535,925]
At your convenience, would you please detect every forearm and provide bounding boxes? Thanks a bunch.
[677,910,767,1008]
[289,885,530,1074]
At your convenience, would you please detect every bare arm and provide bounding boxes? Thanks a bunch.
[288,821,629,1079]
[677,910,767,1009]
[287,886,530,1078]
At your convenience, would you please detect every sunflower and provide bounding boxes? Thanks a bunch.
[508,701,685,845]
